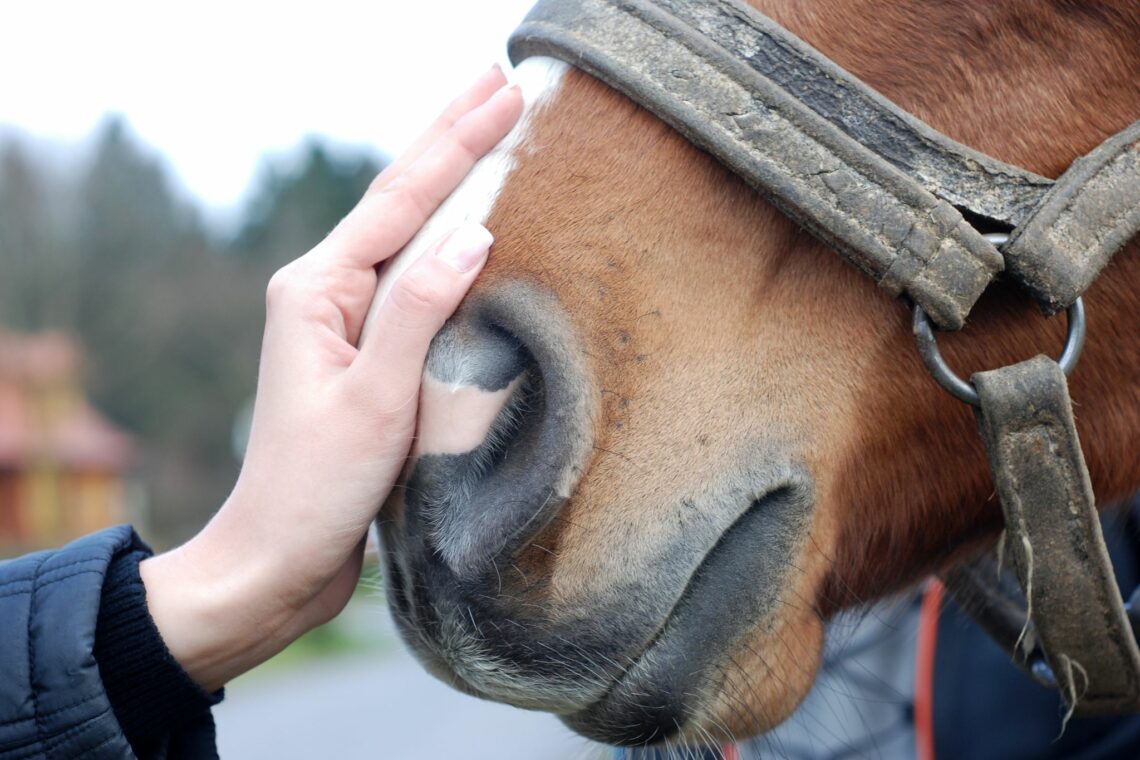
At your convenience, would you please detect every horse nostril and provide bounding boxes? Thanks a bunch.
[414,321,534,461]
[407,317,553,574]
[401,283,595,577]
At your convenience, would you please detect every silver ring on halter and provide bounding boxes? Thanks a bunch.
[912,234,1086,406]
[913,296,1086,407]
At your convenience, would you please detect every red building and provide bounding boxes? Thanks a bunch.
[0,330,136,553]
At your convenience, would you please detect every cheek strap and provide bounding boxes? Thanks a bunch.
[943,355,1140,716]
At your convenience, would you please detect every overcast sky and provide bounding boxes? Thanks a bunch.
[0,0,536,216]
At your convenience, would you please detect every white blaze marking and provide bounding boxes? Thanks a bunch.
[362,57,568,457]
[362,57,569,335]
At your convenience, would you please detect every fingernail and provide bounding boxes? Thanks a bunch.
[436,222,493,272]
[470,63,503,90]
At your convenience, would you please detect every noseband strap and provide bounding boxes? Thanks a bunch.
[510,0,1140,328]
[510,0,1140,716]
[512,0,1011,330]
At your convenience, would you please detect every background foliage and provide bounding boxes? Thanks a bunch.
[0,119,382,543]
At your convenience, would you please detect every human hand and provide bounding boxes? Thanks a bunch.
[138,65,523,692]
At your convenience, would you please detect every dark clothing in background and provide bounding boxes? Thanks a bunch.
[933,499,1140,759]
[0,526,220,759]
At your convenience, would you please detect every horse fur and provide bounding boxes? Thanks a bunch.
[380,0,1140,744]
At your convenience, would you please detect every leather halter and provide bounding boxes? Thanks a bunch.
[510,0,1140,716]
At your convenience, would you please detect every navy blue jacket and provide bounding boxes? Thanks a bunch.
[0,526,220,759]
[932,502,1140,759]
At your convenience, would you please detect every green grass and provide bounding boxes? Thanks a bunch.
[241,573,396,680]
[256,618,391,673]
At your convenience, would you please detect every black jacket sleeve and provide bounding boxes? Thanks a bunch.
[0,525,222,759]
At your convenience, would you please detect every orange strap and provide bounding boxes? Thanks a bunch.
[915,578,944,760]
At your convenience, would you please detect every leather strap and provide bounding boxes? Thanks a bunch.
[509,0,1009,329]
[971,355,1140,714]
[1004,120,1140,314]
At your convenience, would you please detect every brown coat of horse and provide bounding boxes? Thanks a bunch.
[376,0,1140,746]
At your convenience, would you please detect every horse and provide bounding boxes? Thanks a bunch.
[372,0,1140,747]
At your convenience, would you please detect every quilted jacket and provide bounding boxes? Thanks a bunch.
[0,526,219,759]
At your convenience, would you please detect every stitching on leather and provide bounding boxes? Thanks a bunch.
[0,585,33,601]
[5,706,111,760]
[35,708,116,760]
[68,728,120,758]
[0,569,36,583]
[33,569,105,589]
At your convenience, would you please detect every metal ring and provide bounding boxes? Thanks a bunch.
[913,297,1086,407]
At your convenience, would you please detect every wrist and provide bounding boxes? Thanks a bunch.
[96,546,224,752]
[138,529,304,691]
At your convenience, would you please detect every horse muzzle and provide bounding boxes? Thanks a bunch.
[379,279,605,709]
[377,279,817,746]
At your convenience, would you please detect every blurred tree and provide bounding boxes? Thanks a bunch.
[0,139,65,329]
[75,116,201,268]
[58,118,218,448]
[235,139,381,266]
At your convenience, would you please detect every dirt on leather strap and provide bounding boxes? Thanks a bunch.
[1005,121,1140,315]
[968,355,1140,715]
[510,0,1140,330]
[509,0,1011,329]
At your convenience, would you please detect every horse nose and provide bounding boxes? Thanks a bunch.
[403,283,594,576]
[414,321,531,460]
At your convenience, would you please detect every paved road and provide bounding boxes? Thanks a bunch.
[213,591,925,759]
[214,610,606,759]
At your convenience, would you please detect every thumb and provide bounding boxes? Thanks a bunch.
[351,222,492,396]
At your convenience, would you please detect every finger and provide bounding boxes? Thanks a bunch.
[369,64,508,195]
[349,222,493,399]
[322,83,522,270]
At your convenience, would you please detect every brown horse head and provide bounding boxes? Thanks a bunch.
[377,0,1140,746]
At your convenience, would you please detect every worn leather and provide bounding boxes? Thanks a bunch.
[1005,120,1140,314]
[509,0,1009,329]
[510,0,1140,327]
[972,356,1140,715]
